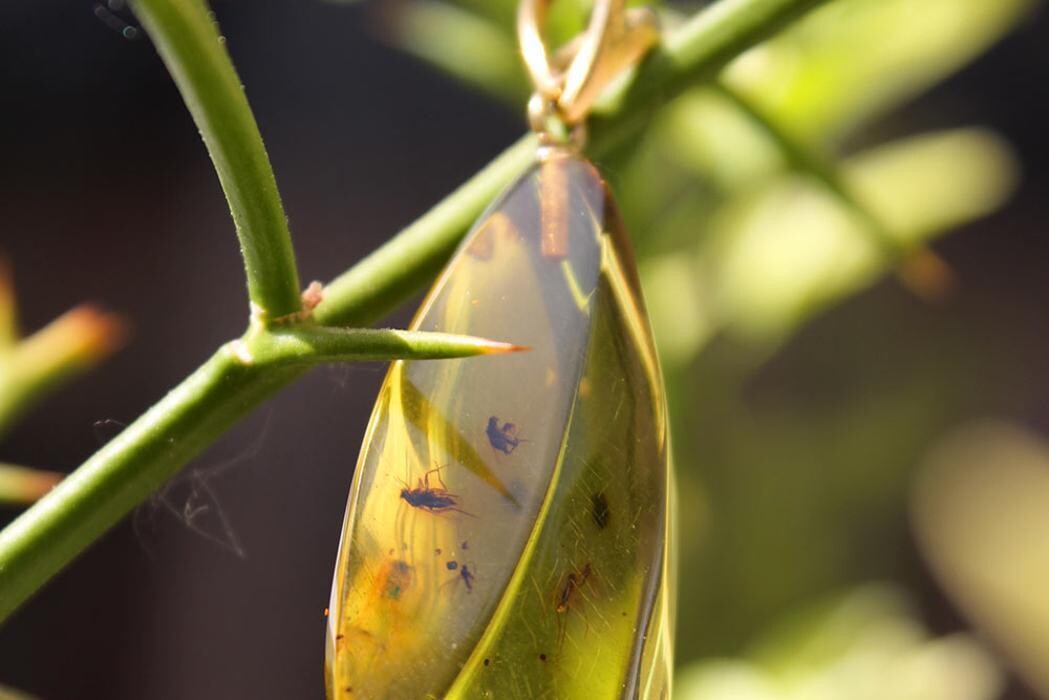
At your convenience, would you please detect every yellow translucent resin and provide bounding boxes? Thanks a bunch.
[327,153,672,699]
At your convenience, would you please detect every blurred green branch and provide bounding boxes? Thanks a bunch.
[710,81,955,300]
[0,464,63,507]
[0,0,834,621]
[0,302,126,440]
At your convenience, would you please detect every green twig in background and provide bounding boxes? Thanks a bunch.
[588,0,835,153]
[0,0,833,621]
[130,0,303,320]
[0,262,16,350]
[711,81,955,298]
[0,464,63,507]
[0,306,126,439]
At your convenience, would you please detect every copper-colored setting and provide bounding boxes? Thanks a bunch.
[539,156,571,258]
[517,0,659,128]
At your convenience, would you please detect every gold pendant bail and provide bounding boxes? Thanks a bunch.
[518,0,659,133]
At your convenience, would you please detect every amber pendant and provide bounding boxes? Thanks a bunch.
[326,152,673,699]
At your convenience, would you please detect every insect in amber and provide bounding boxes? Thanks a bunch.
[441,561,476,594]
[485,416,524,455]
[556,563,592,615]
[398,466,472,517]
[590,492,610,530]
[459,564,476,593]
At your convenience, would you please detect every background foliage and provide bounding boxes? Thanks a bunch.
[0,0,1047,697]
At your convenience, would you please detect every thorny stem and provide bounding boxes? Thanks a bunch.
[240,326,527,368]
[0,325,521,619]
[0,0,834,621]
[129,0,303,320]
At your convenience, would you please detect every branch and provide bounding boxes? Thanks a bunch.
[0,306,126,438]
[0,463,63,506]
[711,81,955,299]
[237,326,528,368]
[0,0,833,621]
[130,0,303,320]
[0,261,16,350]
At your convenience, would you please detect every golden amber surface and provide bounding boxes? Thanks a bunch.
[327,154,672,699]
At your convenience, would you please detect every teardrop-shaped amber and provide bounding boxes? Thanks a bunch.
[326,153,673,699]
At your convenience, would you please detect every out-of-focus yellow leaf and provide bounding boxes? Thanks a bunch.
[676,585,1002,700]
[710,128,1017,340]
[0,684,39,700]
[658,90,784,194]
[912,421,1049,698]
[387,1,527,102]
[848,130,1018,239]
[726,0,1034,143]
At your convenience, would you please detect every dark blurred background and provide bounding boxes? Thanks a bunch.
[0,1,1046,698]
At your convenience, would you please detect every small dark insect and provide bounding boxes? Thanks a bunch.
[399,467,473,516]
[486,416,525,455]
[446,561,459,571]
[556,563,592,614]
[459,564,476,592]
[538,653,548,662]
[483,658,491,667]
[591,492,611,530]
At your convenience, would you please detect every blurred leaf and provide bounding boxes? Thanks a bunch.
[912,421,1049,697]
[0,260,16,349]
[0,304,127,437]
[639,253,716,368]
[725,0,1035,143]
[387,1,528,102]
[676,585,1002,700]
[710,128,1016,341]
[0,684,38,700]
[0,463,62,507]
[658,89,784,194]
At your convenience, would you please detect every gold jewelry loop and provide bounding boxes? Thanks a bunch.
[518,0,659,128]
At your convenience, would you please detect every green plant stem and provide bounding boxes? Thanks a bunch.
[130,0,303,320]
[0,325,521,619]
[587,0,835,154]
[314,138,537,326]
[0,347,297,620]
[241,326,526,368]
[0,0,834,621]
